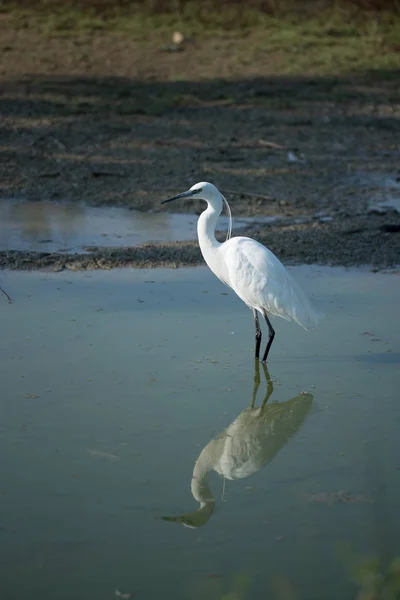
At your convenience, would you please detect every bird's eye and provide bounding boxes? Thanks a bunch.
[195,188,202,194]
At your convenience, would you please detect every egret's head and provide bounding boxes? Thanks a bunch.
[161,181,219,205]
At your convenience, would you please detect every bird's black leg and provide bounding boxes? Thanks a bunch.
[253,309,262,359]
[260,362,274,409]
[261,310,275,362]
[250,358,261,408]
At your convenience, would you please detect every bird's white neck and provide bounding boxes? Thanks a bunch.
[191,450,215,505]
[161,454,215,528]
[197,201,223,254]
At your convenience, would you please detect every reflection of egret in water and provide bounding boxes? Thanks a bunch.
[163,361,313,528]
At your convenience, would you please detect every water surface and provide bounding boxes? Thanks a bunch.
[0,266,399,600]
[0,199,275,253]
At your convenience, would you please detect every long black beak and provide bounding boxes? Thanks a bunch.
[161,189,197,204]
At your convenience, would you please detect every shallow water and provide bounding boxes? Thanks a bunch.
[0,199,275,253]
[0,266,399,600]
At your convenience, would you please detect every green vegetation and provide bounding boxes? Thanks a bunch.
[187,550,400,600]
[2,0,400,34]
[1,0,399,75]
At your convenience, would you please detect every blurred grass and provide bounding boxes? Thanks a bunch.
[2,0,400,35]
[1,0,399,74]
[185,550,400,600]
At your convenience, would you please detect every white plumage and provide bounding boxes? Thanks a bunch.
[219,236,321,330]
[162,362,313,528]
[162,181,322,361]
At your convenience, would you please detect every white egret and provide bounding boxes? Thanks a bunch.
[163,361,313,528]
[162,182,322,361]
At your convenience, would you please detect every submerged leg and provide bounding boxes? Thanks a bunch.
[261,310,275,362]
[253,309,262,359]
[260,362,274,409]
[250,358,261,409]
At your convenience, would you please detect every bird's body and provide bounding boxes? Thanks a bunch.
[162,182,322,360]
[201,234,320,330]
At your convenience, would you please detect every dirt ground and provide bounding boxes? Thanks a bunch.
[1,14,399,270]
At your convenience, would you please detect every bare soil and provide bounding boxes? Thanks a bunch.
[1,15,399,270]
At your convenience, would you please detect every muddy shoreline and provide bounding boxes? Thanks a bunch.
[1,212,399,271]
[1,18,400,271]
